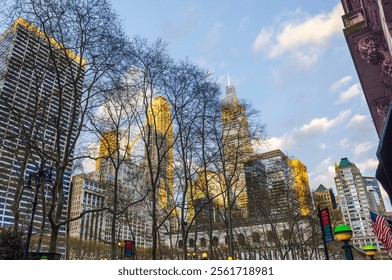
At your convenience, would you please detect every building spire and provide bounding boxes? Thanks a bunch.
[227,73,231,86]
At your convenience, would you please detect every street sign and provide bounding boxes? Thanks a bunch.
[319,208,334,243]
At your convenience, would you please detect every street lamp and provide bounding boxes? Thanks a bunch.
[334,224,354,260]
[23,162,53,260]
[363,244,377,260]
[187,252,196,260]
[117,241,123,260]
[201,252,208,260]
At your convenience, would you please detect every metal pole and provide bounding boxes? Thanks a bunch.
[342,241,354,260]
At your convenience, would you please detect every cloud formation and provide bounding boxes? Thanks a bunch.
[336,83,361,104]
[330,75,353,92]
[252,4,343,67]
[258,110,351,152]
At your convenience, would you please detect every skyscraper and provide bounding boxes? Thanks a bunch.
[0,17,84,249]
[256,149,300,220]
[363,176,386,212]
[289,158,312,216]
[334,158,381,249]
[221,81,254,216]
[144,96,174,210]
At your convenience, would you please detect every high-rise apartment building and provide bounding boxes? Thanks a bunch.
[334,157,381,249]
[0,18,84,247]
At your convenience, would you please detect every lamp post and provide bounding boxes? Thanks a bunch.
[201,252,208,260]
[187,252,196,260]
[117,241,123,260]
[23,162,53,260]
[334,224,354,260]
[363,244,377,260]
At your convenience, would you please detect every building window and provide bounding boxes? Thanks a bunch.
[200,238,207,247]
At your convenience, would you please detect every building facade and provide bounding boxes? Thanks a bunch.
[221,82,254,217]
[313,184,344,227]
[334,157,382,249]
[69,130,152,259]
[0,18,84,251]
[340,0,392,205]
[363,176,386,212]
[255,150,300,221]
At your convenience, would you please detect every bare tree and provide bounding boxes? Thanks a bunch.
[0,0,129,254]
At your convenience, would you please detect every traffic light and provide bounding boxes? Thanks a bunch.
[124,240,134,258]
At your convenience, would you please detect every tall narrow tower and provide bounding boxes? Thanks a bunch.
[221,80,253,215]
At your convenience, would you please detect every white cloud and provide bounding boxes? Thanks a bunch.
[239,16,250,31]
[356,158,379,174]
[346,114,368,128]
[309,160,336,190]
[255,134,295,153]
[336,83,361,104]
[330,76,353,92]
[252,4,343,67]
[297,110,351,136]
[353,141,374,156]
[320,143,328,150]
[252,27,273,51]
[258,110,351,153]
[339,138,351,149]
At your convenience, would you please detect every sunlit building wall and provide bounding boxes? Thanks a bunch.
[289,158,312,216]
[145,96,174,210]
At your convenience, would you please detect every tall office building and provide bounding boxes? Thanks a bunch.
[256,149,300,220]
[0,18,84,248]
[334,158,381,249]
[340,0,392,205]
[289,158,312,216]
[144,96,174,210]
[363,176,386,212]
[221,81,254,216]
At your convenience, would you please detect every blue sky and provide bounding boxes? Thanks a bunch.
[110,0,390,210]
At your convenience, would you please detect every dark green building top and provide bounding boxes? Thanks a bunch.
[338,157,352,168]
